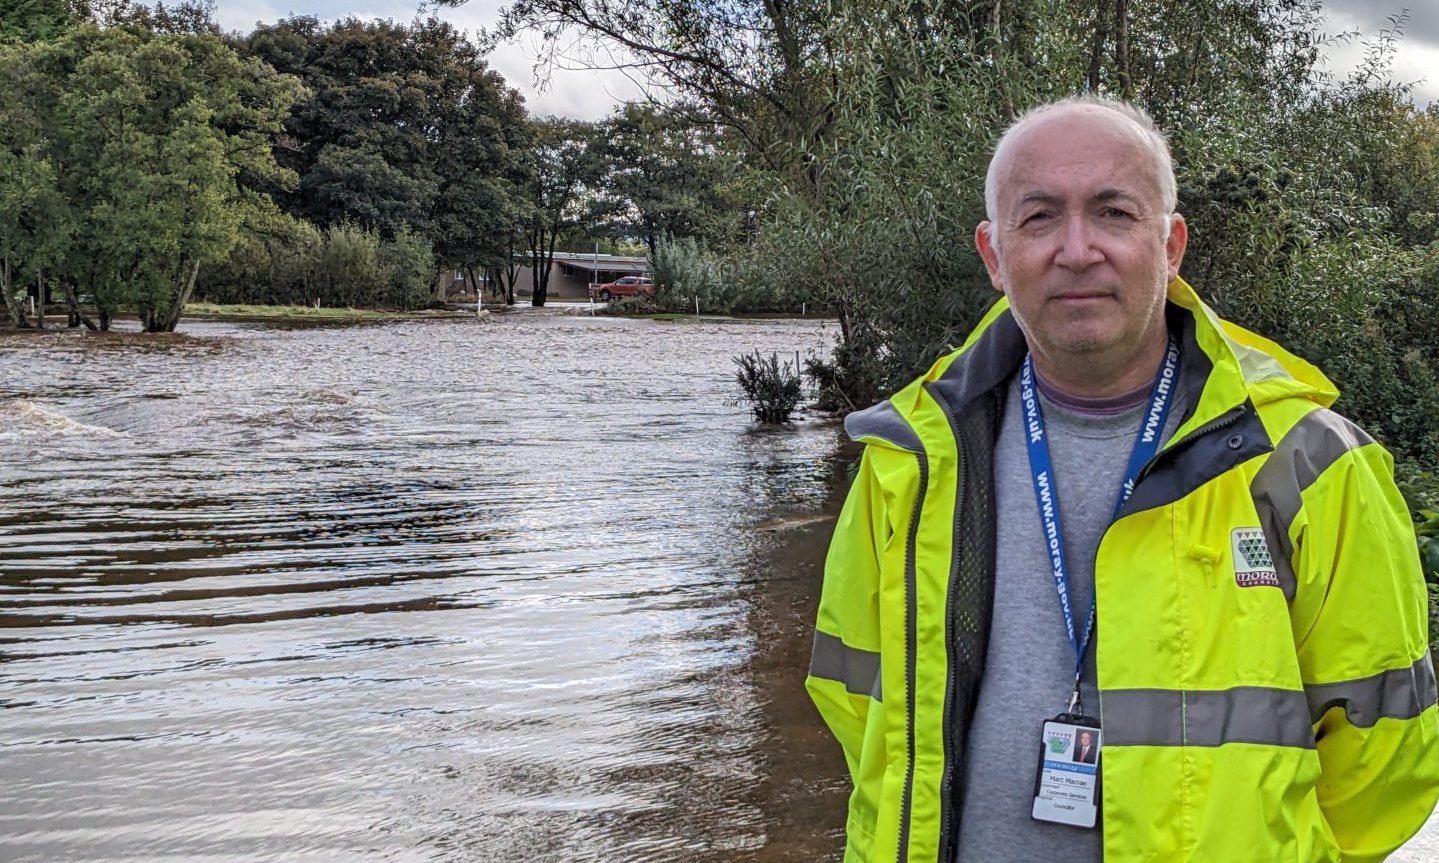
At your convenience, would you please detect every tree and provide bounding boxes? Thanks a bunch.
[522,117,604,306]
[0,0,75,41]
[1,25,303,330]
[240,16,530,290]
[0,146,73,329]
[594,102,742,258]
[484,0,840,196]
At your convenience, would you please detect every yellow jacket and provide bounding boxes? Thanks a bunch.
[806,278,1439,862]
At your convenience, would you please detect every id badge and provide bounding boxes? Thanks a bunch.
[1031,715,1101,828]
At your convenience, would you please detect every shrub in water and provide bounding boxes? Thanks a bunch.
[734,350,803,423]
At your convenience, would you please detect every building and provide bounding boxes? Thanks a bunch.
[437,252,652,302]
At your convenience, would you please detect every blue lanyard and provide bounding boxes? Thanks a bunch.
[1020,334,1181,686]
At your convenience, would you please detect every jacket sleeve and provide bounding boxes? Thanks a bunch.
[1284,414,1439,863]
[806,448,888,782]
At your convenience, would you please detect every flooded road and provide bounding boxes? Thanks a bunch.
[3,309,1437,862]
[0,310,851,862]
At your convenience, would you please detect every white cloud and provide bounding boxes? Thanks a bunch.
[214,0,286,32]
[433,7,646,120]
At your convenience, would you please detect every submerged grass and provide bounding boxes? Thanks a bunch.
[185,303,462,320]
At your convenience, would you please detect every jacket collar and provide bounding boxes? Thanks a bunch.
[916,277,1336,442]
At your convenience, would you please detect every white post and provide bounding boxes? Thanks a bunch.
[694,296,700,316]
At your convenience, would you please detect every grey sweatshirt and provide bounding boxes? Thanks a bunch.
[953,369,1186,863]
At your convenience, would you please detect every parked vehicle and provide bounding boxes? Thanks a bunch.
[590,276,654,301]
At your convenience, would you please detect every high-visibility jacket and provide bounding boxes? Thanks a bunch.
[806,278,1439,862]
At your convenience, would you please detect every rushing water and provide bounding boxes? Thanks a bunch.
[0,309,851,862]
[3,308,1436,863]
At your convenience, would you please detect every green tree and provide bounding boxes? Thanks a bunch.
[241,16,530,293]
[0,0,75,41]
[595,103,742,258]
[523,117,605,306]
[2,25,303,330]
[0,146,73,329]
[485,0,839,198]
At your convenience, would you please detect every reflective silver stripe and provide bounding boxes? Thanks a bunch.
[808,630,882,702]
[1306,653,1438,729]
[843,399,922,454]
[1102,687,1314,749]
[1249,408,1375,599]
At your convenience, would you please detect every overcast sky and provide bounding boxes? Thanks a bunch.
[211,0,1437,120]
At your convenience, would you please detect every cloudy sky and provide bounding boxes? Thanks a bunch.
[211,0,1437,120]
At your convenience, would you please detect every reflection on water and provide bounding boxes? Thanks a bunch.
[0,311,849,862]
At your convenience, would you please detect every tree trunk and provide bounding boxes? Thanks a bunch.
[464,265,480,303]
[1115,0,1132,99]
[62,281,98,331]
[533,229,559,308]
[433,268,449,304]
[528,227,543,303]
[1,257,31,329]
[1086,0,1110,92]
[155,260,202,332]
[35,270,45,330]
[991,0,1016,120]
[504,245,521,305]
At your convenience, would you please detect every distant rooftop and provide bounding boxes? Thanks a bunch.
[550,252,648,264]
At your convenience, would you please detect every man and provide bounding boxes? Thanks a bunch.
[805,95,1439,863]
[1074,730,1098,765]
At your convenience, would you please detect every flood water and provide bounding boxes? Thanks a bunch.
[2,309,1436,863]
[0,309,851,862]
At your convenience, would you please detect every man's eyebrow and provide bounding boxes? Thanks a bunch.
[1016,189,1142,206]
[1093,188,1141,204]
[1017,192,1062,206]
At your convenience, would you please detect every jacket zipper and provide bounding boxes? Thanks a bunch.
[929,387,972,863]
[896,449,928,863]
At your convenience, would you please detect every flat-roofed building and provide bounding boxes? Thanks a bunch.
[436,252,652,302]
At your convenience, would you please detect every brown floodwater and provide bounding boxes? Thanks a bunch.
[3,308,1436,863]
[0,309,851,862]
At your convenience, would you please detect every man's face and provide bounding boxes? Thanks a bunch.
[1079,731,1093,747]
[975,108,1187,377]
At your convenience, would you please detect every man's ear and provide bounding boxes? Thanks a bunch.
[976,222,1004,293]
[1165,214,1188,281]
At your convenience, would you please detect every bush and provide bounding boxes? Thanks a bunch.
[199,210,323,305]
[651,235,798,314]
[379,225,434,310]
[734,350,803,423]
[201,215,435,310]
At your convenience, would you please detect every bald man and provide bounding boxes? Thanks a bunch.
[805,95,1439,862]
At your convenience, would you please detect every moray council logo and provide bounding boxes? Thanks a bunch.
[1231,527,1280,588]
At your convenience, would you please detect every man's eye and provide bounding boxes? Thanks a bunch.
[1102,207,1133,219]
[1021,212,1052,225]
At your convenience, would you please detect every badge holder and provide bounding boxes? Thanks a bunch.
[1032,684,1101,829]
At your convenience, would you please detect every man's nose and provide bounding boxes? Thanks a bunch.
[1053,217,1104,269]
